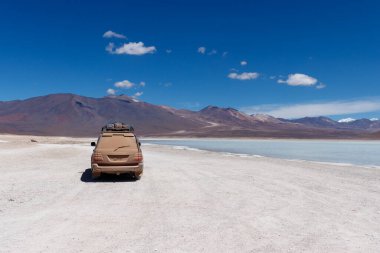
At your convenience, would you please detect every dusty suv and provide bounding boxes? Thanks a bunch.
[90,123,143,180]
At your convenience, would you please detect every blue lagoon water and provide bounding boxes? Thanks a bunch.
[142,138,380,167]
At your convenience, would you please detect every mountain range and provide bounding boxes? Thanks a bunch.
[0,93,379,139]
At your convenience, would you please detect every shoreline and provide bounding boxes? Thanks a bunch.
[143,142,380,170]
[1,134,379,169]
[142,136,380,142]
[142,138,380,169]
[1,132,380,141]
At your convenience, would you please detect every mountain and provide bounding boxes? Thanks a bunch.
[250,114,283,124]
[288,116,340,128]
[371,131,380,138]
[287,116,380,131]
[342,118,380,130]
[0,93,379,139]
[0,94,206,136]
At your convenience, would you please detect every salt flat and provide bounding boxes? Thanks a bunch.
[0,135,379,253]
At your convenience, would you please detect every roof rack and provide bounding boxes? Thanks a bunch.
[101,122,134,133]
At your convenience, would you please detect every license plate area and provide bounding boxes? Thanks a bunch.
[107,155,129,162]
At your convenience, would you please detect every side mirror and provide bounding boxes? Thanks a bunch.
[91,142,96,146]
[139,142,141,147]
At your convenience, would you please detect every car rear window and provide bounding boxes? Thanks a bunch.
[97,134,137,149]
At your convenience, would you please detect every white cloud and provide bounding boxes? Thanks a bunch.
[240,99,380,119]
[338,118,356,123]
[103,30,126,39]
[228,72,259,80]
[316,83,326,89]
[222,51,228,57]
[240,61,248,66]
[106,42,156,55]
[139,81,146,87]
[208,49,217,55]
[105,42,115,53]
[198,47,206,54]
[370,118,379,121]
[107,88,116,95]
[159,82,172,87]
[133,91,143,98]
[114,80,135,89]
[166,49,172,53]
[278,73,318,86]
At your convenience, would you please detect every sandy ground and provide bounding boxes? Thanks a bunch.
[0,135,380,253]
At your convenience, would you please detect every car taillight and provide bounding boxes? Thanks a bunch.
[92,152,103,162]
[134,152,143,162]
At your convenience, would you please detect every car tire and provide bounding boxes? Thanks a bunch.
[134,173,142,180]
[92,171,101,180]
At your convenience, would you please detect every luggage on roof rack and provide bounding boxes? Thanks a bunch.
[101,122,134,133]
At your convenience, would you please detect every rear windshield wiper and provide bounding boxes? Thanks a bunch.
[114,145,129,151]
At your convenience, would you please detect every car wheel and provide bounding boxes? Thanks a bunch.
[134,173,142,180]
[92,171,101,179]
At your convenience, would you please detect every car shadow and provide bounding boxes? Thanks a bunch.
[80,168,138,183]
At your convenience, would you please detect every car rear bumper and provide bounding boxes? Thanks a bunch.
[91,163,143,175]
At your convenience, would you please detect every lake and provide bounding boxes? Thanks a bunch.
[142,138,380,167]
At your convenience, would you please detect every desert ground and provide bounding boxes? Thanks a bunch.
[0,135,379,253]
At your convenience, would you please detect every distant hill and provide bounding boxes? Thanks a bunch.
[287,116,380,131]
[0,94,206,136]
[0,93,379,139]
[287,116,340,128]
[370,130,380,139]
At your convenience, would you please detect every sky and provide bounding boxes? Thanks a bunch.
[0,0,380,120]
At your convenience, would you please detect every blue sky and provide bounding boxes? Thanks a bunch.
[0,0,380,119]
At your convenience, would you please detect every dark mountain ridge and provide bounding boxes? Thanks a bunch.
[0,93,379,139]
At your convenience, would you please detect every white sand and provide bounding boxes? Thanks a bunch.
[0,135,379,252]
